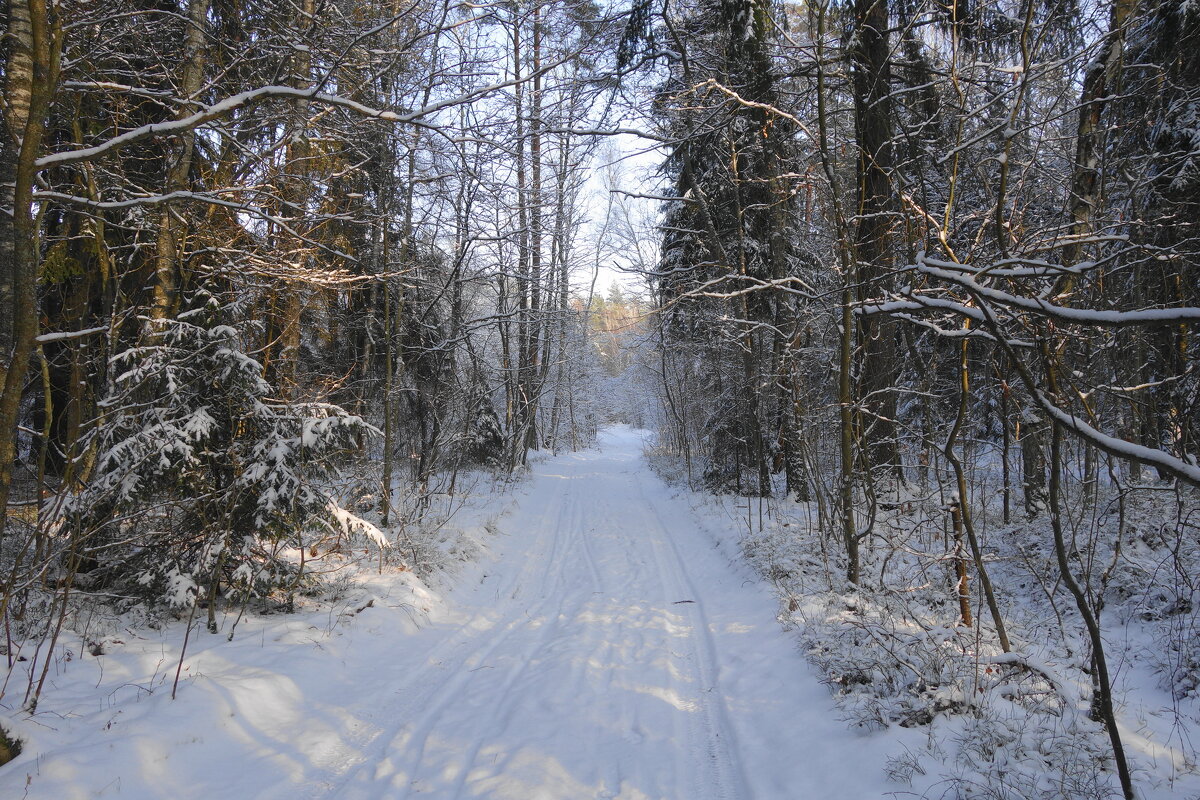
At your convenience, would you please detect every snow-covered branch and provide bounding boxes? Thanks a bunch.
[38,58,578,171]
[915,253,1200,327]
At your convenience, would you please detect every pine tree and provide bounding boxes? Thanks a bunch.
[652,0,796,494]
[66,289,381,618]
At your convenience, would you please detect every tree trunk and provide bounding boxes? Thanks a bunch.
[149,0,211,326]
[0,0,59,541]
[1046,368,1135,800]
[850,0,901,480]
[1021,411,1048,518]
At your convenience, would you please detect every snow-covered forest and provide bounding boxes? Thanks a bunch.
[1,0,1198,797]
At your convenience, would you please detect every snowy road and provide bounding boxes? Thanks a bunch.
[3,427,889,799]
[283,427,885,800]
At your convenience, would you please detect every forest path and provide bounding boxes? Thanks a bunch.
[0,427,892,800]
[282,426,886,800]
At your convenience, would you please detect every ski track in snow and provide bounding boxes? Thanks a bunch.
[3,427,892,800]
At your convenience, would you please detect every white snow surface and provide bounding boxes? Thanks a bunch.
[1,426,892,799]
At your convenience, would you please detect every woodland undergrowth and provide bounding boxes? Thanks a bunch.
[648,443,1200,800]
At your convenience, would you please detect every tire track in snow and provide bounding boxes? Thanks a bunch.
[300,480,575,800]
[389,487,584,798]
[293,439,755,800]
[440,482,593,798]
[279,534,552,800]
[636,477,754,800]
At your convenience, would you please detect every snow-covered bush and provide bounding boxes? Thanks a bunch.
[714,473,1182,800]
[61,291,381,614]
[943,712,1121,800]
[801,593,980,729]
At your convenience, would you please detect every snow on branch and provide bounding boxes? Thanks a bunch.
[328,504,391,550]
[687,273,820,301]
[864,251,1200,484]
[691,79,817,144]
[1032,390,1200,487]
[37,190,363,269]
[886,313,1033,346]
[37,57,578,171]
[35,325,108,343]
[859,296,988,323]
[916,253,1200,327]
[546,126,669,142]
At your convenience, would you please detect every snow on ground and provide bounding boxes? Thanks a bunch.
[657,452,1200,800]
[0,426,897,799]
